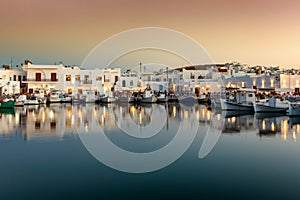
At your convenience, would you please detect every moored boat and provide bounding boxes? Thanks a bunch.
[0,98,15,109]
[254,97,288,113]
[178,95,196,105]
[138,87,157,103]
[101,92,116,103]
[221,88,256,112]
[198,94,211,104]
[157,93,168,103]
[287,102,300,116]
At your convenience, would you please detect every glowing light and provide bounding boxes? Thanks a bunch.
[139,112,142,125]
[184,110,189,119]
[196,110,200,120]
[130,106,135,117]
[271,122,275,132]
[281,120,288,140]
[293,131,296,142]
[172,106,176,118]
[207,111,211,121]
[232,117,236,123]
[262,120,266,130]
[49,110,54,119]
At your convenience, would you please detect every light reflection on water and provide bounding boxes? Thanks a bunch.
[1,104,300,142]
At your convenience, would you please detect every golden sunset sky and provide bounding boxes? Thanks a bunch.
[0,0,299,68]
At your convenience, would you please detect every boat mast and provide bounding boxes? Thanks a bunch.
[139,62,142,79]
[166,66,169,93]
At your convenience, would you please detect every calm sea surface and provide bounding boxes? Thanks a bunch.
[0,103,300,200]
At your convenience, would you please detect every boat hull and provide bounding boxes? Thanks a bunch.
[157,97,168,103]
[288,103,300,116]
[102,97,116,103]
[0,101,15,109]
[139,96,157,103]
[254,103,287,113]
[221,100,254,111]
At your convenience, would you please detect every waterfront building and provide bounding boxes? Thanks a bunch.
[22,60,121,95]
[0,65,27,95]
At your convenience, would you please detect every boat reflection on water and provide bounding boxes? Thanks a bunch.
[0,103,300,142]
[221,111,255,134]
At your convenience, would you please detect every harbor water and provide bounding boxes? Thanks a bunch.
[0,103,300,199]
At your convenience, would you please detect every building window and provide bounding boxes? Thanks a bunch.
[130,80,133,86]
[96,76,102,81]
[36,73,41,81]
[122,80,126,87]
[13,75,16,81]
[115,76,118,83]
[51,73,57,81]
[75,75,80,81]
[66,75,71,81]
[18,75,21,82]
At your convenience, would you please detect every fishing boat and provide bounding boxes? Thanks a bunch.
[83,90,97,103]
[167,93,178,102]
[0,98,15,109]
[221,88,256,111]
[157,93,168,103]
[118,91,135,103]
[49,91,63,103]
[72,94,85,104]
[198,94,211,104]
[101,92,116,103]
[15,95,26,107]
[254,97,288,113]
[24,96,45,105]
[287,102,300,116]
[138,87,157,103]
[178,95,197,105]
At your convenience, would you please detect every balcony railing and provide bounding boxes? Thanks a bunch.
[24,78,59,82]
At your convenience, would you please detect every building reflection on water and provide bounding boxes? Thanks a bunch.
[0,104,300,142]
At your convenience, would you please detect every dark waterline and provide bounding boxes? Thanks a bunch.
[0,104,300,200]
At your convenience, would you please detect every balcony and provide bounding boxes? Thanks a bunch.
[23,78,59,83]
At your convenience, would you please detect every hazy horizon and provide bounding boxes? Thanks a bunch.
[1,0,299,68]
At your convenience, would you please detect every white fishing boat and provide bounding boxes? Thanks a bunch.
[287,102,300,116]
[15,95,26,107]
[49,91,63,103]
[221,88,256,111]
[157,93,168,103]
[178,95,197,105]
[254,97,288,113]
[138,87,157,103]
[118,92,136,103]
[83,90,97,103]
[24,96,45,105]
[72,94,85,104]
[101,92,116,103]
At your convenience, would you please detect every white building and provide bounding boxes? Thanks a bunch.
[0,66,27,95]
[22,61,121,95]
